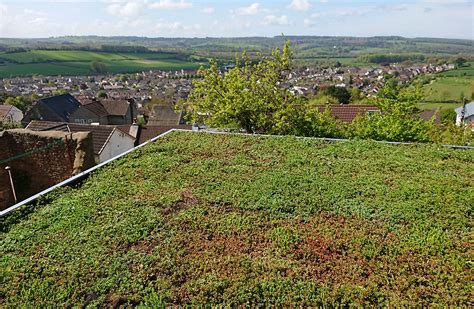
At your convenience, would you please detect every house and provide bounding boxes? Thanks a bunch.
[0,105,24,124]
[101,99,136,125]
[69,101,110,125]
[22,94,81,126]
[454,102,474,127]
[147,105,183,126]
[70,99,138,126]
[26,120,136,163]
[315,105,380,123]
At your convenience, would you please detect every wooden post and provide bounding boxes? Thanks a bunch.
[5,166,17,204]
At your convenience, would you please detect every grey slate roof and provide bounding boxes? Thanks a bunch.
[38,94,81,122]
[455,102,474,117]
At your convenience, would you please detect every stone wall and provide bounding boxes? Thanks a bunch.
[0,129,95,211]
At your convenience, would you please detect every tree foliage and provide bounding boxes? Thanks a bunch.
[184,42,303,134]
[90,61,107,74]
[349,85,433,142]
[324,86,351,104]
[3,95,37,113]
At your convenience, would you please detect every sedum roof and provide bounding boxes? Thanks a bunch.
[1,131,472,306]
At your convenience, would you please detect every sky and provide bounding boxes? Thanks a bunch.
[0,0,472,39]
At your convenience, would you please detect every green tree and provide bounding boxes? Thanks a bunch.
[324,86,351,104]
[90,61,108,74]
[183,42,302,133]
[97,90,107,99]
[349,84,433,142]
[454,57,466,67]
[4,96,32,113]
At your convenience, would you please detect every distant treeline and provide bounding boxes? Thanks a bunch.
[359,54,426,64]
[0,45,181,55]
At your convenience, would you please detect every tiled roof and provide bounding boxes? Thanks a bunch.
[75,96,98,106]
[316,105,380,123]
[38,94,80,122]
[25,120,70,132]
[101,100,130,116]
[148,105,182,126]
[0,105,13,121]
[82,101,109,117]
[27,120,118,155]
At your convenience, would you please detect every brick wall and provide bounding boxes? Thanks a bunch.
[0,129,95,211]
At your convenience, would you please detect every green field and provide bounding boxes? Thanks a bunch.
[421,62,474,104]
[0,50,205,77]
[1,131,472,306]
[422,76,474,103]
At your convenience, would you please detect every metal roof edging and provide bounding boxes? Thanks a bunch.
[0,129,178,217]
[172,129,474,150]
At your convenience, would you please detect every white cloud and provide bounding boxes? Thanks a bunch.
[304,12,323,27]
[201,7,215,14]
[106,1,145,17]
[288,0,311,11]
[262,15,290,26]
[234,3,260,16]
[149,0,192,10]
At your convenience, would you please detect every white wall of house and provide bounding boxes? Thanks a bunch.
[455,102,474,126]
[456,114,474,126]
[98,129,135,162]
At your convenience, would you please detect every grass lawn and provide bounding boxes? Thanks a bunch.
[417,102,462,111]
[0,50,204,77]
[1,131,473,306]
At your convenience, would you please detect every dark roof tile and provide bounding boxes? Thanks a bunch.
[101,100,130,116]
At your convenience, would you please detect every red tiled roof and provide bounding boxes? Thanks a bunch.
[316,105,380,123]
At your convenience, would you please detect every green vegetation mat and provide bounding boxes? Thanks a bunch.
[1,131,473,306]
